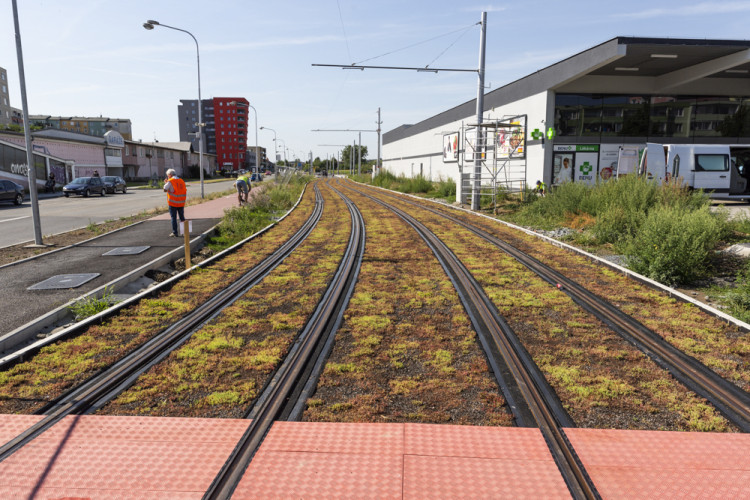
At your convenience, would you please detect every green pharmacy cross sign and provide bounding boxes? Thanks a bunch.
[546,127,555,140]
[580,161,593,175]
[530,128,543,140]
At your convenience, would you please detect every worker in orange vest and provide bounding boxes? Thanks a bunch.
[163,168,187,237]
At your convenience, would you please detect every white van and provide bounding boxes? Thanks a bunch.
[628,143,750,200]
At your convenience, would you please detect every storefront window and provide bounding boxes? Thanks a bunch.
[555,94,602,137]
[649,96,695,138]
[600,95,649,137]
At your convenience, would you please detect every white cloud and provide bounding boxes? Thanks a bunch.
[613,1,750,19]
[462,4,508,13]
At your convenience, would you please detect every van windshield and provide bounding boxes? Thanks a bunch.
[695,154,728,171]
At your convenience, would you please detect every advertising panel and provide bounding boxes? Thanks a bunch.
[443,132,459,163]
[574,152,599,185]
[496,116,526,159]
[552,153,574,184]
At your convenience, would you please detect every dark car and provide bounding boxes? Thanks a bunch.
[250,173,263,182]
[0,179,25,206]
[62,176,106,197]
[102,175,127,194]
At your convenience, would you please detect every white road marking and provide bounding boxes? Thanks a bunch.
[0,216,30,223]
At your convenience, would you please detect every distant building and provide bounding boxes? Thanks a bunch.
[0,67,12,127]
[178,97,249,171]
[29,115,132,140]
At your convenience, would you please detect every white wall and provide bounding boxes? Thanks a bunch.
[383,90,552,188]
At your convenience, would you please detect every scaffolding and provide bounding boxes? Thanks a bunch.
[460,115,528,212]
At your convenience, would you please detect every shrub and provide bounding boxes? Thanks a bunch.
[372,170,399,189]
[397,175,433,194]
[69,286,119,320]
[622,205,727,285]
[435,178,456,199]
[722,261,750,323]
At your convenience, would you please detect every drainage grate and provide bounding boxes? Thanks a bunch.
[102,246,151,256]
[28,273,101,290]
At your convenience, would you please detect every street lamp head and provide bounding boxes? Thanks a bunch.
[147,20,160,25]
[143,22,154,30]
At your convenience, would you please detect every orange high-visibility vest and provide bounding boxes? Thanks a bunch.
[167,177,187,207]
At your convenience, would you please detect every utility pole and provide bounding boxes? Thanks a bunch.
[13,0,43,245]
[358,131,362,176]
[376,107,382,176]
[472,11,487,211]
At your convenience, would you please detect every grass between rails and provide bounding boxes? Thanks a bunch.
[456,209,750,396]
[0,183,316,414]
[303,185,513,426]
[355,182,738,432]
[98,181,349,418]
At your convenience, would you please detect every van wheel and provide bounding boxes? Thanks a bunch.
[14,193,23,205]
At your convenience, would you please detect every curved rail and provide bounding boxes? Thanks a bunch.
[0,184,326,464]
[358,181,750,432]
[203,182,367,500]
[342,183,599,500]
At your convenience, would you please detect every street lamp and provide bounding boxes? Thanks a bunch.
[260,126,277,164]
[229,101,259,174]
[143,19,205,198]
[277,139,287,166]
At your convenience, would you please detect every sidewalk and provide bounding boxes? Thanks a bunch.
[0,194,238,351]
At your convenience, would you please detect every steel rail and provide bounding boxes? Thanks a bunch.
[0,185,326,464]
[342,183,598,500]
[203,182,366,500]
[363,182,750,432]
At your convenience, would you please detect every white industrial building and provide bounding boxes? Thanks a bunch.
[382,37,750,203]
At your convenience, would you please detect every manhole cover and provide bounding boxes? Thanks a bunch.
[28,273,101,290]
[102,246,151,256]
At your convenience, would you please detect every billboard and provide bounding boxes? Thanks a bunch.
[496,116,526,159]
[443,132,459,163]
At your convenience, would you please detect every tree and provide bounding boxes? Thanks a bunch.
[341,145,368,171]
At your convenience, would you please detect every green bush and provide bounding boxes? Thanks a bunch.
[723,262,750,323]
[622,205,727,285]
[397,175,433,194]
[69,286,118,320]
[372,170,399,189]
[435,178,456,199]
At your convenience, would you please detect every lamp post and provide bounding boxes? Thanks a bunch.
[260,126,277,164]
[143,19,205,198]
[277,139,287,166]
[228,101,259,174]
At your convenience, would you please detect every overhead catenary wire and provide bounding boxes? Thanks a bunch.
[353,21,480,66]
[336,0,352,63]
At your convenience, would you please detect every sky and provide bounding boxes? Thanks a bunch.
[4,1,750,163]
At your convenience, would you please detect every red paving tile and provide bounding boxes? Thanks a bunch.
[403,454,571,500]
[2,415,749,499]
[0,414,249,498]
[566,428,750,499]
[404,423,552,460]
[261,421,404,454]
[152,193,245,221]
[235,451,404,500]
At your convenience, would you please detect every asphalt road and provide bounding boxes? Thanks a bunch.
[0,180,235,248]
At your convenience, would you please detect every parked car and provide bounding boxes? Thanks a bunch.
[62,176,106,197]
[102,175,127,194]
[250,173,263,182]
[0,179,25,205]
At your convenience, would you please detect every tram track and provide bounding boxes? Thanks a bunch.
[350,180,750,433]
[203,183,366,499]
[0,184,327,464]
[341,182,599,500]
